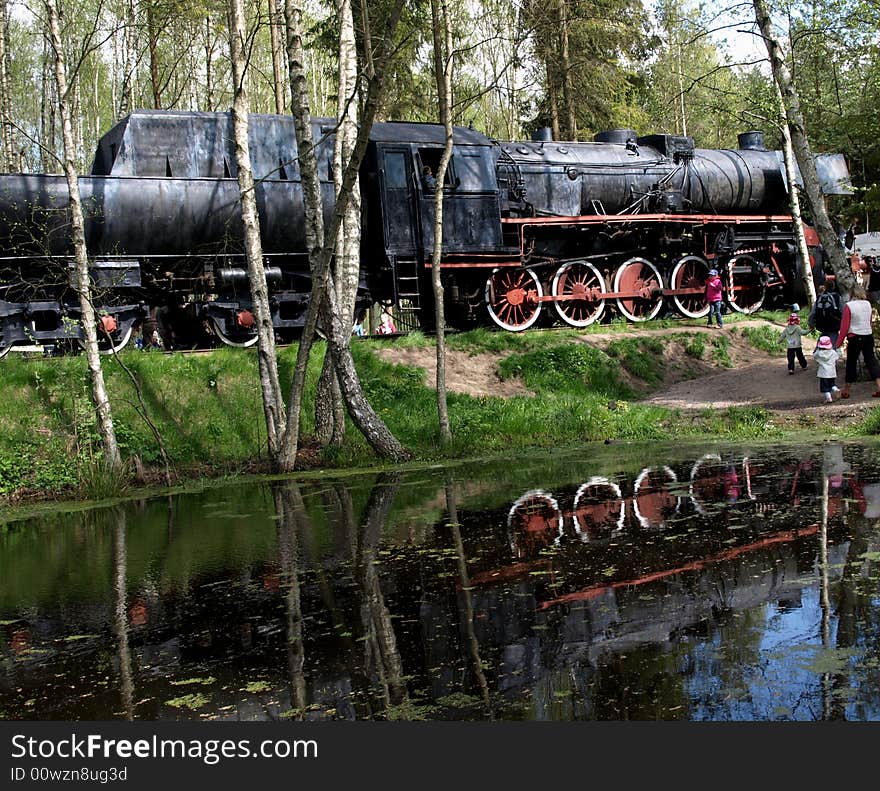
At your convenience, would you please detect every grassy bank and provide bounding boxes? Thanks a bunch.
[0,311,872,505]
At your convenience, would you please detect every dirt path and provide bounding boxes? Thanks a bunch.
[373,319,878,425]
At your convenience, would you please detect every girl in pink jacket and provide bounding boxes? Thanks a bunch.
[704,269,723,328]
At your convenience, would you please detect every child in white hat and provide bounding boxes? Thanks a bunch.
[813,335,841,403]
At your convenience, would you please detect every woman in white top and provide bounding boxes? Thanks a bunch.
[835,284,880,398]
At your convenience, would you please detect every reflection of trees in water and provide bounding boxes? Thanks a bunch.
[445,475,492,718]
[113,507,134,721]
[273,484,307,718]
[353,476,407,709]
[286,474,409,717]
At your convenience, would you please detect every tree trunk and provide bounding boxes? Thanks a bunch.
[45,0,121,469]
[313,349,344,446]
[228,0,287,459]
[118,0,136,119]
[557,0,575,140]
[315,0,360,447]
[279,0,410,470]
[280,0,331,468]
[205,17,215,111]
[0,0,15,170]
[752,0,854,295]
[147,2,162,109]
[430,0,452,446]
[269,0,287,114]
[41,39,55,172]
[774,79,815,307]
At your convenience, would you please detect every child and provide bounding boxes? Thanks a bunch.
[704,268,723,327]
[813,335,841,402]
[780,312,810,373]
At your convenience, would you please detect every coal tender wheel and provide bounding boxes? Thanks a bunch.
[0,325,10,359]
[670,255,711,318]
[211,317,259,348]
[725,254,766,314]
[551,260,606,327]
[77,318,133,354]
[485,267,543,331]
[613,257,664,321]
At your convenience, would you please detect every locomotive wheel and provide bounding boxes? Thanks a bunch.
[670,256,711,318]
[572,476,625,541]
[485,267,543,332]
[613,257,664,321]
[211,317,259,348]
[725,254,766,314]
[689,453,723,516]
[551,260,606,327]
[0,325,10,359]
[632,465,680,530]
[77,322,133,354]
[506,489,562,559]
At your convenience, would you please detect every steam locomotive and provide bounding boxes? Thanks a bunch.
[0,110,850,355]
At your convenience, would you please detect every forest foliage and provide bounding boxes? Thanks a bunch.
[0,0,876,225]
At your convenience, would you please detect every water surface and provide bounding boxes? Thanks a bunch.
[3,439,880,721]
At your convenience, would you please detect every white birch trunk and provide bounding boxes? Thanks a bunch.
[752,0,854,295]
[315,0,359,447]
[228,0,287,459]
[430,0,452,446]
[0,0,16,170]
[269,0,287,114]
[774,79,815,307]
[45,0,121,469]
[279,0,410,471]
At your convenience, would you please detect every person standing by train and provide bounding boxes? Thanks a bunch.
[704,269,723,328]
[835,284,880,399]
[808,282,843,349]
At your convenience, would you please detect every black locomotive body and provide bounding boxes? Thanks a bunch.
[0,110,841,354]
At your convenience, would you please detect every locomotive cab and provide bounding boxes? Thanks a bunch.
[362,123,516,328]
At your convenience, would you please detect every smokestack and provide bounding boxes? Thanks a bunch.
[532,127,553,142]
[737,131,765,151]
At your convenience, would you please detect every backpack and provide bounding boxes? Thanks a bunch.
[814,292,841,325]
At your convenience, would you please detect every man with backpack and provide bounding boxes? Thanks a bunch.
[808,283,843,349]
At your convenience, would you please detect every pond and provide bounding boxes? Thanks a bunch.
[2,438,880,721]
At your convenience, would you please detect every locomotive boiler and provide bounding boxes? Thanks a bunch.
[0,110,850,355]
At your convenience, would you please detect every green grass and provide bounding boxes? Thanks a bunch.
[0,322,866,505]
[734,324,786,354]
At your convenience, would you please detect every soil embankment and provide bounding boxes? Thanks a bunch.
[374,319,876,428]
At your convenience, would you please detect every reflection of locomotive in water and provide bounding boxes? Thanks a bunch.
[501,451,860,562]
[416,449,868,713]
[0,110,851,355]
[3,447,876,720]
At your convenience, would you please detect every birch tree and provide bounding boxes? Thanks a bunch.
[0,0,16,170]
[314,0,359,448]
[429,0,452,446]
[752,0,855,294]
[278,0,410,471]
[44,0,121,469]
[228,0,287,459]
[774,79,815,307]
[268,0,286,114]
